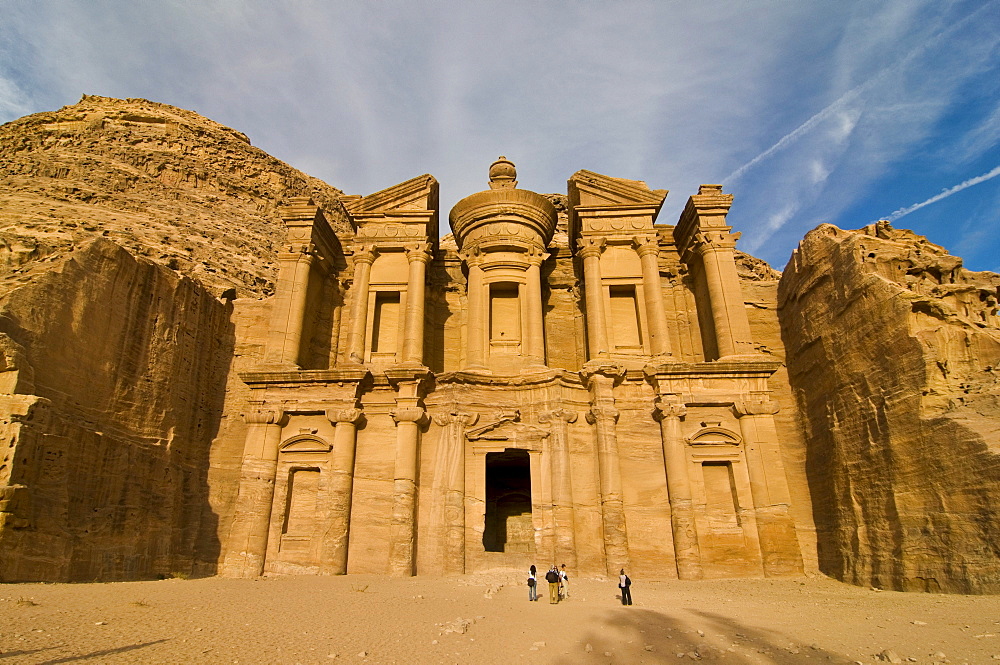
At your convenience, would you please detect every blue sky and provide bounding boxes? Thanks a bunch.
[1,1,998,272]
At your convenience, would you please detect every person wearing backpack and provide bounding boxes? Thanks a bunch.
[619,568,632,605]
[527,565,538,601]
[545,565,561,604]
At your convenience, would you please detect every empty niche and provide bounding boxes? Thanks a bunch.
[702,461,740,529]
[371,291,401,356]
[489,283,520,346]
[609,284,642,350]
[283,468,321,538]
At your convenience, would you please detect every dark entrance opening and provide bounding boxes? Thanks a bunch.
[483,449,534,553]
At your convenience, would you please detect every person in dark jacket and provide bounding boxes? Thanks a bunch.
[527,564,538,601]
[545,565,561,604]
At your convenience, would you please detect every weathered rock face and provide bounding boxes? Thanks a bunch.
[779,221,1000,593]
[0,238,233,581]
[0,95,347,297]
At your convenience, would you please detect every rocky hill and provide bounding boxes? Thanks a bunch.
[0,95,349,297]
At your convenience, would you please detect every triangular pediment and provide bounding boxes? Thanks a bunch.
[568,170,667,209]
[344,174,439,216]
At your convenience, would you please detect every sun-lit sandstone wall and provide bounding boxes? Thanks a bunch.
[779,221,1000,593]
[0,238,233,581]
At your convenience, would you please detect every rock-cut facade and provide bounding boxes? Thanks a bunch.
[220,158,809,580]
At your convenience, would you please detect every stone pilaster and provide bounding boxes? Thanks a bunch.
[320,408,363,575]
[389,404,428,576]
[633,235,671,357]
[346,244,376,364]
[579,237,609,360]
[538,408,578,569]
[222,408,286,578]
[653,395,703,580]
[432,411,478,575]
[403,242,432,365]
[734,394,804,577]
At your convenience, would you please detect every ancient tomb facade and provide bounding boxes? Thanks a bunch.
[221,158,807,580]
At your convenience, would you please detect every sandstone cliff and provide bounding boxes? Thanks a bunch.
[779,221,1000,593]
[0,95,349,297]
[0,238,233,581]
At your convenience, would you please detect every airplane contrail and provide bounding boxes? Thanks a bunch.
[880,164,1000,222]
[722,1,997,186]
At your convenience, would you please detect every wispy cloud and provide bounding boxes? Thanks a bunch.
[881,165,1000,222]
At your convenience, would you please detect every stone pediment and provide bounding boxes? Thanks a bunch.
[279,435,332,453]
[344,174,439,218]
[568,170,667,210]
[466,410,549,452]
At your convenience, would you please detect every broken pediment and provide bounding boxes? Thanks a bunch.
[567,170,667,210]
[343,174,439,218]
[686,426,742,446]
[466,409,549,452]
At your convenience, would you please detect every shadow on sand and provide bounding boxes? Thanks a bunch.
[556,607,857,664]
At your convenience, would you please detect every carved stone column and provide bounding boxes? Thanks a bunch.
[524,247,549,366]
[653,395,703,580]
[346,245,376,364]
[320,408,362,575]
[389,405,428,576]
[538,408,578,569]
[264,247,315,366]
[578,237,609,360]
[695,231,755,358]
[633,236,671,357]
[223,408,286,578]
[583,364,629,574]
[432,411,478,575]
[463,249,487,370]
[735,394,804,577]
[403,243,431,364]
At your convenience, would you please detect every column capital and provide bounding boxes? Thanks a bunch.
[526,245,550,266]
[586,405,619,424]
[577,236,607,259]
[241,408,285,425]
[538,408,578,425]
[734,394,779,417]
[326,408,363,425]
[459,245,485,267]
[432,411,479,427]
[392,407,429,427]
[405,242,433,264]
[694,230,740,253]
[352,243,378,265]
[652,396,686,421]
[632,235,660,258]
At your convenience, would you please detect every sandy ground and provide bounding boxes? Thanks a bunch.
[1,571,999,664]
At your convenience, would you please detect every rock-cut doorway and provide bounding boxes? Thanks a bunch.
[482,449,534,554]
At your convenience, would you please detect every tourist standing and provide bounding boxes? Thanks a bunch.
[559,563,570,599]
[545,565,561,604]
[527,565,538,601]
[618,568,632,605]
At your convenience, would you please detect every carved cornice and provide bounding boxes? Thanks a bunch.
[241,367,370,387]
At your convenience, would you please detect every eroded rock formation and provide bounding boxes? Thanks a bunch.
[0,95,347,296]
[0,238,232,581]
[779,221,1000,593]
